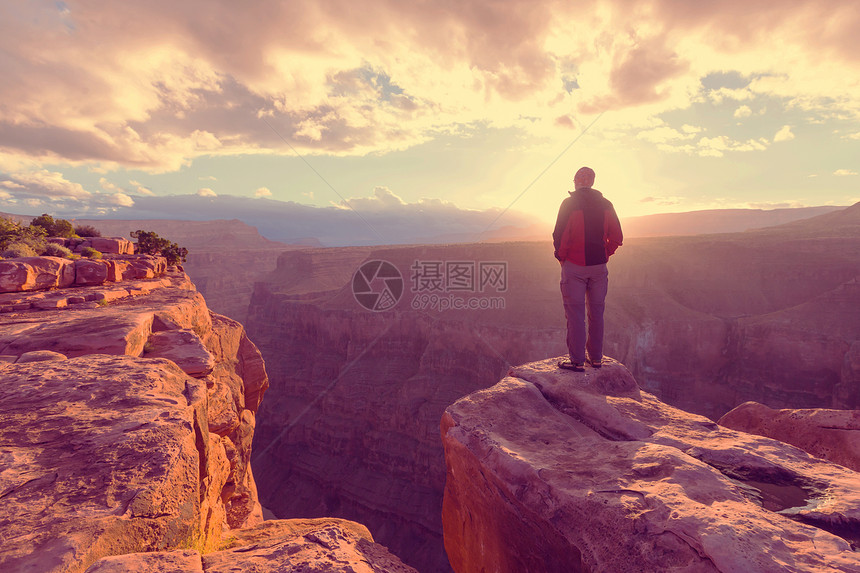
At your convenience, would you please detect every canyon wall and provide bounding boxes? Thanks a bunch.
[442,357,860,572]
[246,203,859,572]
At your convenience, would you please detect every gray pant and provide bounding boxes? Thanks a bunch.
[560,261,608,363]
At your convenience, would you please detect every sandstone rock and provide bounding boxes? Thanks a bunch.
[144,328,216,378]
[0,260,32,293]
[0,270,269,555]
[0,357,212,572]
[16,350,67,363]
[33,296,69,310]
[203,519,418,573]
[84,519,417,573]
[442,358,860,573]
[0,257,75,293]
[75,258,110,286]
[85,550,204,573]
[0,309,155,357]
[91,236,133,255]
[719,401,860,473]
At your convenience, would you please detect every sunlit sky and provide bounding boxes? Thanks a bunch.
[1,0,858,229]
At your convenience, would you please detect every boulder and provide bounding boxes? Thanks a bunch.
[75,258,110,286]
[0,257,75,293]
[91,237,133,255]
[144,329,216,378]
[0,260,32,293]
[442,357,860,573]
[719,401,860,473]
[16,350,67,363]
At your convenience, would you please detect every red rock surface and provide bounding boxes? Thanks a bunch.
[442,358,860,572]
[84,518,417,573]
[719,401,860,473]
[0,270,269,572]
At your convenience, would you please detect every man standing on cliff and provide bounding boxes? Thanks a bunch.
[553,166,623,372]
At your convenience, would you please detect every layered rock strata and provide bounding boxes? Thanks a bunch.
[84,518,417,572]
[0,254,167,295]
[0,269,268,572]
[442,358,860,572]
[719,402,860,473]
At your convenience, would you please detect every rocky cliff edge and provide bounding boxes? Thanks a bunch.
[442,357,860,572]
[0,264,414,572]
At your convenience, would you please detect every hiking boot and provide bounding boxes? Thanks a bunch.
[558,360,585,372]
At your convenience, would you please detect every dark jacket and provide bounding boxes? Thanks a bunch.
[553,187,623,266]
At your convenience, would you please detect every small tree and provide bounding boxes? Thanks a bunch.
[1,217,47,253]
[30,213,75,238]
[74,224,101,237]
[130,230,188,266]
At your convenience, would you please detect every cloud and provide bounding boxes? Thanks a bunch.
[2,170,91,199]
[254,187,272,197]
[339,186,407,211]
[99,177,123,193]
[696,135,769,157]
[108,192,135,207]
[197,188,217,197]
[199,175,218,181]
[834,169,858,176]
[0,0,857,187]
[733,105,752,118]
[774,125,795,142]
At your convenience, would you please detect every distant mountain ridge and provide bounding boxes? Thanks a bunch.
[2,202,848,244]
[622,205,847,237]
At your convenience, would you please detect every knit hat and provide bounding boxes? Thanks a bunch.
[574,167,595,189]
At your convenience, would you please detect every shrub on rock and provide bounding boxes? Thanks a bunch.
[131,230,188,266]
[74,224,101,237]
[80,247,103,259]
[42,243,74,259]
[1,242,39,258]
[1,217,47,254]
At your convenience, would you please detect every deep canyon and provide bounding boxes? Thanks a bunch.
[238,204,859,571]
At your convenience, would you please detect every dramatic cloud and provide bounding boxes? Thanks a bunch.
[1,0,858,172]
[2,170,90,200]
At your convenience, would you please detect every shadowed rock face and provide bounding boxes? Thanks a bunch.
[0,271,269,572]
[719,402,860,473]
[442,358,860,572]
